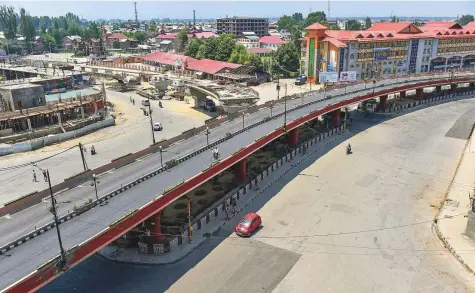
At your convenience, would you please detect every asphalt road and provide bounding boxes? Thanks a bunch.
[37,98,475,293]
[0,73,474,291]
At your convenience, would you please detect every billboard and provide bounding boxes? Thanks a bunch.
[339,71,357,82]
[319,72,339,83]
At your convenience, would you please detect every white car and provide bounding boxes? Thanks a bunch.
[153,122,163,131]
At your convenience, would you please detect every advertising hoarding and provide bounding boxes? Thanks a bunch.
[319,72,339,83]
[339,71,357,82]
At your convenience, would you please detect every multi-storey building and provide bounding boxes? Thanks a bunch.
[217,16,269,37]
[303,21,475,83]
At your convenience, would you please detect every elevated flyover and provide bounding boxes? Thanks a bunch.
[2,72,475,293]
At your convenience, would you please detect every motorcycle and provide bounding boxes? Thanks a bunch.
[159,101,163,108]
[346,145,352,155]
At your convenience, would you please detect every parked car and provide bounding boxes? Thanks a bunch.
[295,75,307,85]
[235,213,261,237]
[152,122,163,131]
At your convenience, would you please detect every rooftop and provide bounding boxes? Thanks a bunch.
[259,35,286,45]
[247,47,273,54]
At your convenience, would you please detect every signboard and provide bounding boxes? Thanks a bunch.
[376,56,388,61]
[319,72,339,83]
[329,51,337,72]
[339,71,357,82]
[374,47,391,52]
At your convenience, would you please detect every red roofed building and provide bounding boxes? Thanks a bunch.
[259,35,287,50]
[106,33,128,47]
[302,21,475,83]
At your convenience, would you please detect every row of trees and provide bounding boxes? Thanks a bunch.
[182,32,300,74]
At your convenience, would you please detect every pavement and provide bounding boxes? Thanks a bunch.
[38,94,475,293]
[436,111,475,276]
[1,74,475,292]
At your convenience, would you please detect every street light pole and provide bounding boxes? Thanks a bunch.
[92,174,99,200]
[45,169,67,269]
[147,96,156,144]
[159,145,163,168]
[205,127,210,146]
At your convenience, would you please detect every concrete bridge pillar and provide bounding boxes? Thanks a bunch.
[435,85,442,93]
[288,127,299,148]
[234,159,247,181]
[150,212,162,243]
[451,84,457,94]
[331,109,341,128]
[379,95,388,112]
[415,88,424,100]
[400,91,406,99]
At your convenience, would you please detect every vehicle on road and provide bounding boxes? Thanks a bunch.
[141,99,150,107]
[245,78,260,86]
[200,99,216,112]
[153,122,163,131]
[235,213,261,237]
[295,75,307,85]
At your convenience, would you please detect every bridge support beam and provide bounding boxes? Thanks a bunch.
[234,159,247,181]
[400,91,406,99]
[150,212,162,243]
[331,109,341,128]
[435,85,442,93]
[415,88,424,100]
[288,127,299,148]
[379,95,388,112]
[451,84,457,94]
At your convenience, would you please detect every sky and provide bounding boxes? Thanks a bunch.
[2,1,474,20]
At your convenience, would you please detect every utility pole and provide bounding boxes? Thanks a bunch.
[92,174,100,200]
[78,143,88,171]
[193,10,196,27]
[284,84,287,130]
[47,169,68,269]
[187,197,192,243]
[147,97,156,144]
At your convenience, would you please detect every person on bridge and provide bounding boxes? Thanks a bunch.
[32,170,38,182]
[347,143,352,154]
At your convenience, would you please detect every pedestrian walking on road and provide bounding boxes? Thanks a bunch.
[32,170,38,182]
[42,170,48,182]
[225,202,230,220]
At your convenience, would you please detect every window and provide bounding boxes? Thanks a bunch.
[350,54,355,59]
[350,65,354,68]
[356,64,360,67]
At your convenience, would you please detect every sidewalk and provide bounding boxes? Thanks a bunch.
[98,125,352,265]
[437,125,475,273]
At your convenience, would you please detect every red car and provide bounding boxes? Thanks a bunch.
[235,213,261,237]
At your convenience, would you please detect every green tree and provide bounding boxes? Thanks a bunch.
[42,34,56,51]
[303,11,327,28]
[365,17,372,29]
[290,25,302,51]
[215,33,236,61]
[87,22,101,39]
[457,14,474,26]
[196,37,217,59]
[184,38,202,58]
[0,5,17,40]
[39,24,46,36]
[134,31,146,43]
[275,42,299,73]
[328,24,340,30]
[246,54,264,72]
[177,28,188,51]
[277,15,293,31]
[19,8,36,52]
[345,19,362,30]
[228,43,248,64]
[391,15,399,23]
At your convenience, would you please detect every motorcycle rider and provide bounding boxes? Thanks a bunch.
[213,147,219,159]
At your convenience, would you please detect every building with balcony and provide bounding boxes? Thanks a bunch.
[217,16,269,37]
[303,21,475,83]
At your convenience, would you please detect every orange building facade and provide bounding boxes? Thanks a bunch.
[303,21,475,83]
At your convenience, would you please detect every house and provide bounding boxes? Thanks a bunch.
[106,32,128,47]
[119,39,138,50]
[259,35,286,50]
[247,47,273,56]
[192,32,218,39]
[61,35,83,52]
[34,36,44,52]
[237,32,260,48]
[156,33,180,53]
[87,38,105,55]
